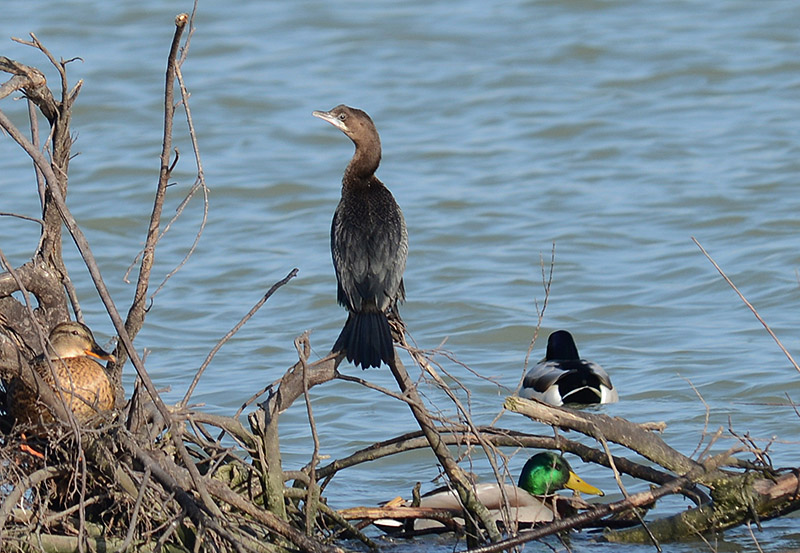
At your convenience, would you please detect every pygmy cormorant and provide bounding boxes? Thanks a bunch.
[312,105,408,369]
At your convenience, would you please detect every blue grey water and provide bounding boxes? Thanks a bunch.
[2,1,800,551]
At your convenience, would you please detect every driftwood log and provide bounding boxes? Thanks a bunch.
[1,11,799,553]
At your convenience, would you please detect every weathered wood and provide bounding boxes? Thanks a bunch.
[505,396,702,475]
[339,505,461,530]
[606,470,800,543]
[388,354,503,544]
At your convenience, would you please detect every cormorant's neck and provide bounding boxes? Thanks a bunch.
[343,135,381,187]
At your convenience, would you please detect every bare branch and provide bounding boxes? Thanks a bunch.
[180,268,297,407]
[693,236,800,373]
[121,13,190,369]
[506,396,702,475]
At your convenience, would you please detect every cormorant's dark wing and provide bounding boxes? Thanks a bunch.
[331,180,407,314]
[366,188,407,311]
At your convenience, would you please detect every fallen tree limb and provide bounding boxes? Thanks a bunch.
[505,395,703,475]
[504,396,800,542]
[316,425,709,505]
[606,469,800,543]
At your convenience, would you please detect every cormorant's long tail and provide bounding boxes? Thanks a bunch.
[333,311,394,369]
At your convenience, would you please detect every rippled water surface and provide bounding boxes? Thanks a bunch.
[3,1,800,551]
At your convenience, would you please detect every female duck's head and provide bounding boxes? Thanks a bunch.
[517,452,603,496]
[46,321,115,362]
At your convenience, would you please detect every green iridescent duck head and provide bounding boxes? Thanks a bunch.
[517,452,603,496]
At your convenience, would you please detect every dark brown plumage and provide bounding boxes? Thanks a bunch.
[313,105,408,369]
[8,321,115,427]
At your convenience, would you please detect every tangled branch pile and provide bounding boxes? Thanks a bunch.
[1,13,799,553]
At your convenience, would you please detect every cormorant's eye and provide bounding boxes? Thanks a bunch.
[338,113,347,121]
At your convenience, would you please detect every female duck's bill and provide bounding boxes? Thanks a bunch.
[520,329,618,406]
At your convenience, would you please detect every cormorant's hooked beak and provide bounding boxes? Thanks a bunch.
[565,470,604,496]
[313,109,347,132]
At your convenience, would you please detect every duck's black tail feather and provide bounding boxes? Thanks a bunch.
[333,311,394,369]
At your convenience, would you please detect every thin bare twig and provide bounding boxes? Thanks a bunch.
[115,466,151,553]
[297,333,322,536]
[405,343,515,531]
[121,13,190,367]
[522,243,556,379]
[598,434,661,552]
[0,212,43,225]
[181,268,298,408]
[682,376,712,460]
[146,53,209,302]
[386,350,502,543]
[335,372,410,402]
[693,236,800,373]
[123,4,206,306]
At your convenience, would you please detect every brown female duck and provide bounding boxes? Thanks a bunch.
[9,321,115,426]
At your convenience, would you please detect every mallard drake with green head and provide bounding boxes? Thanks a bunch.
[520,330,618,406]
[375,451,604,533]
[8,321,116,426]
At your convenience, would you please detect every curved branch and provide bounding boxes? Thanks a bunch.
[314,424,709,504]
[180,268,297,407]
[0,465,65,535]
[505,396,702,475]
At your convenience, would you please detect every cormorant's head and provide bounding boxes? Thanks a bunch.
[313,104,379,147]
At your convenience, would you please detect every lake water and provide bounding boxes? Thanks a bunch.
[2,1,800,551]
